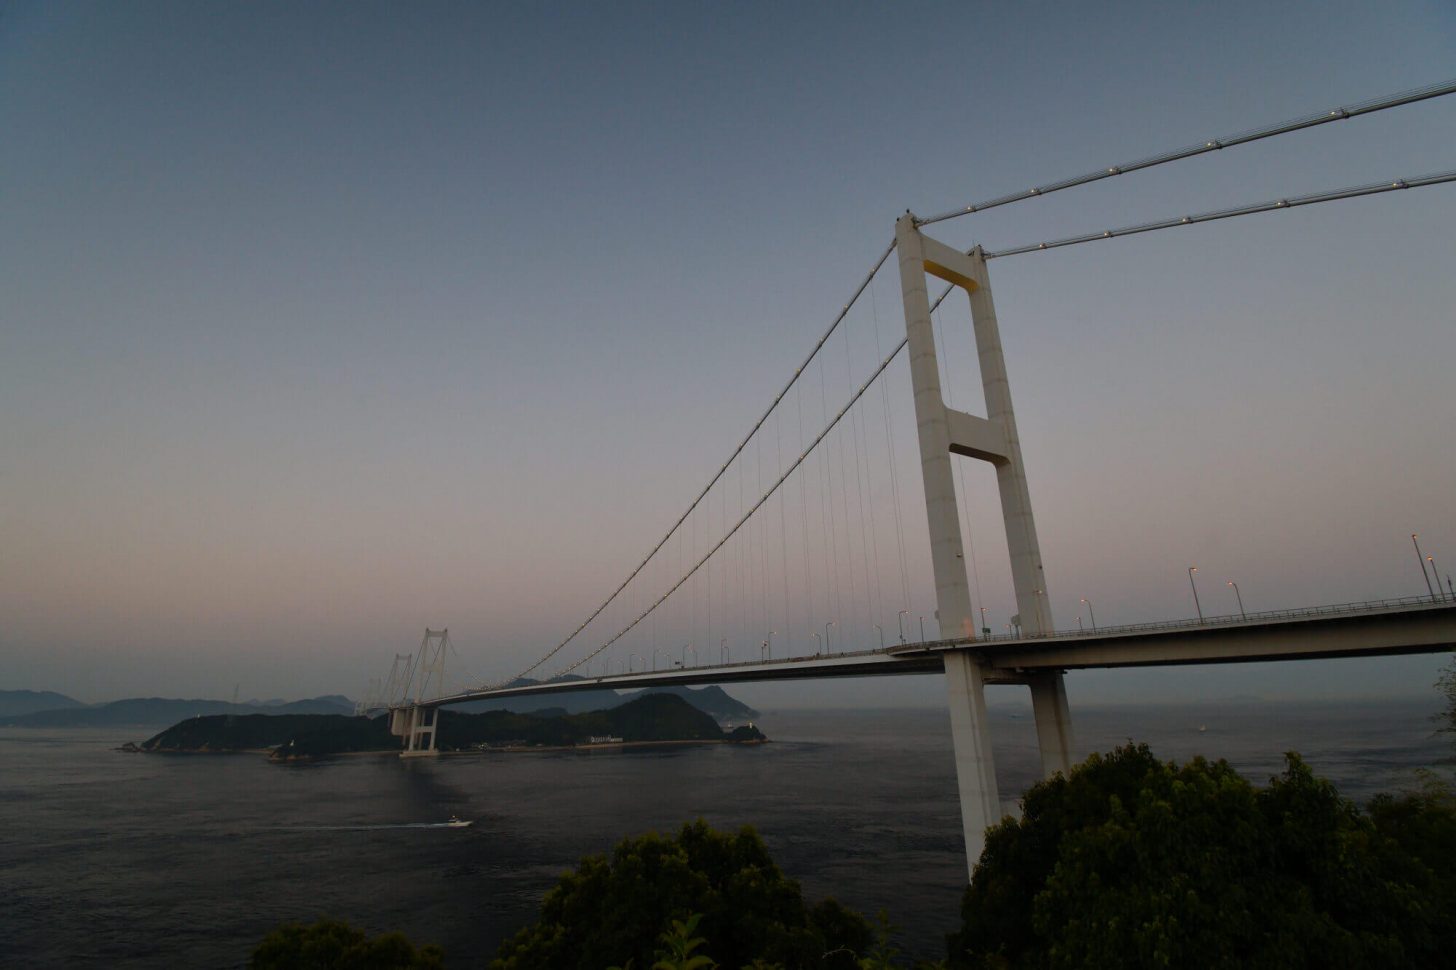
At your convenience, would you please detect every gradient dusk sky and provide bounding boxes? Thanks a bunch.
[3,1,1453,706]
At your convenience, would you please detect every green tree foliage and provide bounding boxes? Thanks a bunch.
[249,918,443,969]
[651,913,717,970]
[855,911,906,970]
[1367,773,1456,942]
[948,743,1456,969]
[491,820,873,969]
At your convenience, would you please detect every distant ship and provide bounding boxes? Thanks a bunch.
[446,815,473,828]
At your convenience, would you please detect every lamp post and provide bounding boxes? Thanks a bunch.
[1429,556,1448,602]
[720,638,728,664]
[812,632,822,655]
[824,621,835,653]
[1227,581,1246,619]
[874,624,884,649]
[897,610,908,644]
[652,647,660,671]
[1188,567,1204,623]
[979,606,989,637]
[1076,615,1083,631]
[919,615,926,642]
[1413,534,1436,600]
[1080,597,1096,631]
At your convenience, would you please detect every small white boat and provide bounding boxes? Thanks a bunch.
[445,815,473,828]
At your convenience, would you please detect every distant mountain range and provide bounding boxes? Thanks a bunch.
[1,679,757,728]
[0,689,87,717]
[0,694,356,727]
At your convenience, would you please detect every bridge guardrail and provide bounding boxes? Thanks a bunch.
[907,593,1452,650]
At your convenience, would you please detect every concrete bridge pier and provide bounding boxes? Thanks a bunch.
[391,705,440,758]
[943,652,1002,859]
[1028,670,1074,777]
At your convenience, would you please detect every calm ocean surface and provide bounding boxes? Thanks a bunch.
[1,698,1449,967]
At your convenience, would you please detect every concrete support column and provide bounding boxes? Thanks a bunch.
[401,705,439,758]
[895,215,977,641]
[966,250,1052,636]
[944,651,1003,873]
[1027,670,1074,778]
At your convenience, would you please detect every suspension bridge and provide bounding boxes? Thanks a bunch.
[362,80,1456,875]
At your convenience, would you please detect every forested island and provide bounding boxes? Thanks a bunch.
[134,693,764,760]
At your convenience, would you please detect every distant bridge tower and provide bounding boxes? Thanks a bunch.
[355,678,380,717]
[381,653,415,708]
[895,214,1073,876]
[389,628,450,757]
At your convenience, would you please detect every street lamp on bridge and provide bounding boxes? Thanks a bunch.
[825,621,835,654]
[1188,567,1204,623]
[720,638,728,664]
[874,624,884,648]
[897,610,908,644]
[1429,556,1448,602]
[1413,534,1437,600]
[1080,597,1096,631]
[1228,581,1246,619]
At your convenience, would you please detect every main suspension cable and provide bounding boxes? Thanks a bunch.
[983,170,1456,258]
[917,77,1456,227]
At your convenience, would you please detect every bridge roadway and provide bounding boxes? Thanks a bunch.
[425,596,1456,709]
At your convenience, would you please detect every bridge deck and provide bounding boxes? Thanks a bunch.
[420,597,1456,709]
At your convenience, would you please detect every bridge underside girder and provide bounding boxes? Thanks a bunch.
[940,602,1456,672]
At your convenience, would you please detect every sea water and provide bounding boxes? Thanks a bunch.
[1,698,1448,967]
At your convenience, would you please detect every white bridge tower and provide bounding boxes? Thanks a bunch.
[389,627,450,758]
[895,214,1073,875]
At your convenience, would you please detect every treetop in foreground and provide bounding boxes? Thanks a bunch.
[490,819,873,969]
[249,918,443,969]
[948,743,1456,969]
